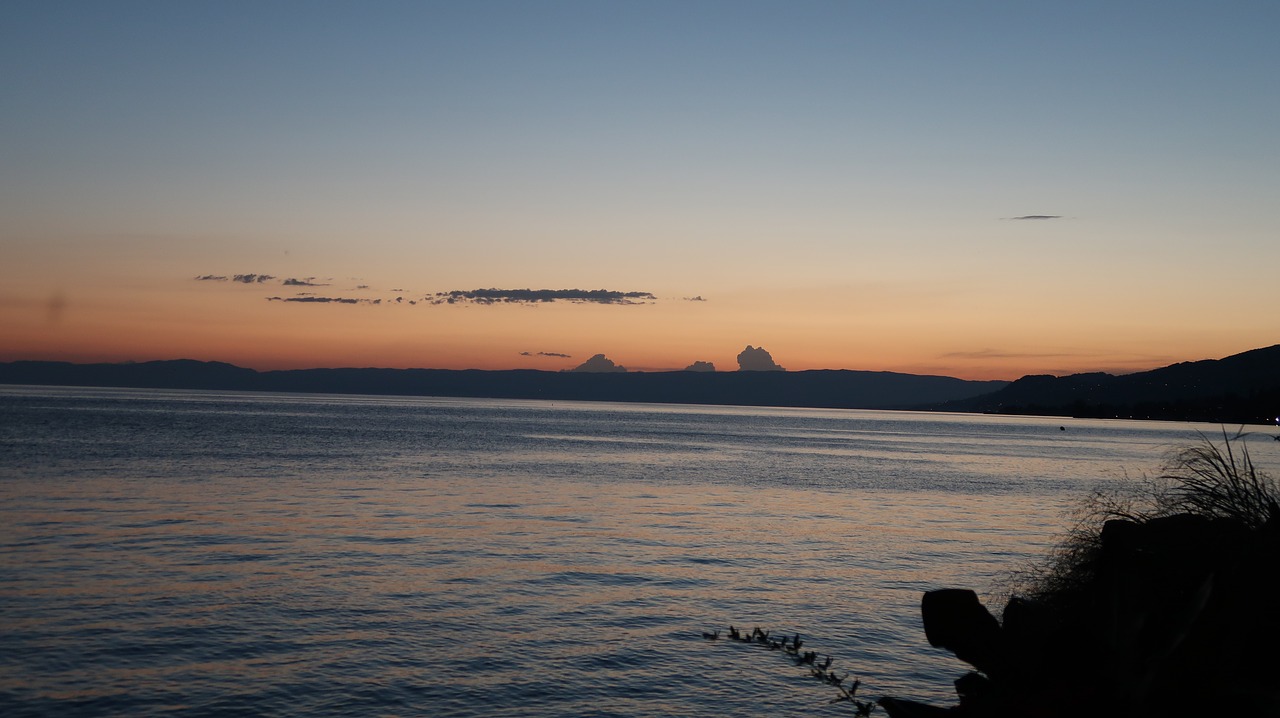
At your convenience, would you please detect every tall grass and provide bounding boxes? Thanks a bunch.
[1155,430,1279,528]
[1007,429,1278,607]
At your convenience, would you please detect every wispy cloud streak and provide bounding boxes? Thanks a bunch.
[429,288,656,305]
[266,296,381,305]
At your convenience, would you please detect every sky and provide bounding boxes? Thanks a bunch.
[2,1,1277,380]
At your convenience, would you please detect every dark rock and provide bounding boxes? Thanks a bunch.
[954,672,997,713]
[897,510,1280,717]
[921,589,1003,677]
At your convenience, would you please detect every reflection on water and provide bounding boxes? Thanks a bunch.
[2,387,1277,716]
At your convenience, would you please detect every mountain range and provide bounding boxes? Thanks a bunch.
[0,359,1001,410]
[936,344,1279,425]
[1,344,1276,424]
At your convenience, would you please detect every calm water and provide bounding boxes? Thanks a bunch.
[2,386,1277,717]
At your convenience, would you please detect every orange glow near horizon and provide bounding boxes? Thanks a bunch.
[2,276,1270,382]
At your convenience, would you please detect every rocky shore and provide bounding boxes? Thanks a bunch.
[881,437,1280,717]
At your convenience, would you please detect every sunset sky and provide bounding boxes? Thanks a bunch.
[3,1,1277,380]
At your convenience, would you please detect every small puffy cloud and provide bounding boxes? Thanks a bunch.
[683,361,716,372]
[234,273,276,283]
[1007,215,1062,220]
[282,277,328,287]
[568,353,627,373]
[521,351,573,358]
[430,288,656,306]
[684,295,707,302]
[194,274,228,281]
[737,345,785,371]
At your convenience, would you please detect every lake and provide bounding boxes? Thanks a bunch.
[2,385,1277,716]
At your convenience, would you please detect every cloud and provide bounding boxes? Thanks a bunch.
[568,354,627,373]
[683,361,716,372]
[266,296,381,305]
[196,273,282,283]
[1007,215,1062,220]
[521,351,573,358]
[429,288,656,305]
[737,345,785,371]
[684,295,707,302]
[195,273,338,287]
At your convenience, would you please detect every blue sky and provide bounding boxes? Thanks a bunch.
[3,1,1277,376]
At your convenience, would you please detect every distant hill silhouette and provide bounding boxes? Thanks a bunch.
[936,344,1280,425]
[0,360,1006,411]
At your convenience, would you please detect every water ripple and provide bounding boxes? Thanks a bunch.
[4,388,1277,716]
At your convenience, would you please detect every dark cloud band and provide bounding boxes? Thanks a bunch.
[197,276,680,309]
[194,273,277,283]
[430,288,656,305]
[266,296,381,305]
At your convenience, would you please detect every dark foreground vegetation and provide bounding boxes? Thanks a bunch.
[887,433,1280,717]
[714,433,1279,716]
